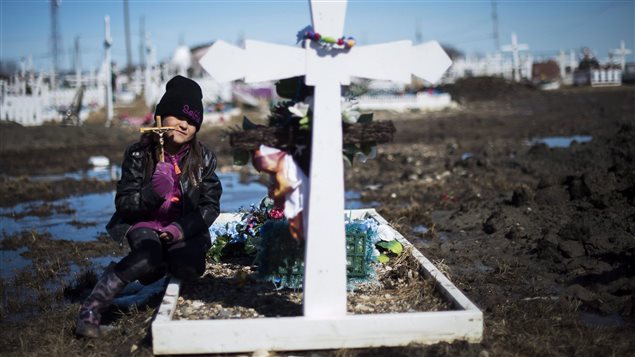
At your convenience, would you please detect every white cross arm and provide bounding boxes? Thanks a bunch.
[612,48,632,55]
[345,40,451,85]
[199,40,305,83]
[411,41,453,84]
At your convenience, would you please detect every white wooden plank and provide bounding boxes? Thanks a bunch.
[347,41,414,83]
[365,210,480,311]
[309,1,347,37]
[153,210,483,354]
[243,40,305,83]
[199,40,305,84]
[154,277,180,323]
[411,41,453,84]
[303,81,348,318]
[153,310,482,355]
[198,40,248,83]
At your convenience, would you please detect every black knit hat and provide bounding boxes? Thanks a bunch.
[155,75,204,131]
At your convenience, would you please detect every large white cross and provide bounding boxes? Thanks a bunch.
[200,0,450,319]
[501,33,528,82]
[611,40,632,71]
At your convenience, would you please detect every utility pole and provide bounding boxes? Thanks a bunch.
[74,36,82,87]
[123,0,133,73]
[415,18,422,45]
[104,16,114,126]
[139,16,146,69]
[491,0,500,52]
[50,0,63,76]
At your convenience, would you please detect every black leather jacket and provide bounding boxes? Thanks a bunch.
[106,141,222,249]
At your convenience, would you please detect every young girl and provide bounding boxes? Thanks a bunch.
[76,75,223,338]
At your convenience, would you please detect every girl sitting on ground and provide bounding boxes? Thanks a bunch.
[76,75,223,338]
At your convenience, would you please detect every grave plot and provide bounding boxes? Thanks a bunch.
[152,1,480,354]
[151,209,483,355]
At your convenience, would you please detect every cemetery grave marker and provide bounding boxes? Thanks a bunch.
[502,33,529,82]
[152,1,482,354]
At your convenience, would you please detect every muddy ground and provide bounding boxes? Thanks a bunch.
[0,77,634,356]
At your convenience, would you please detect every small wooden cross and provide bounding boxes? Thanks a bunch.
[139,115,177,162]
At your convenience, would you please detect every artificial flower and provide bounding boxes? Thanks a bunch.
[288,102,310,118]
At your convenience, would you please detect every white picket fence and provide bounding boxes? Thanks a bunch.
[444,54,534,83]
[0,86,105,126]
[0,96,44,125]
[591,69,622,87]
[355,92,453,112]
[573,69,623,87]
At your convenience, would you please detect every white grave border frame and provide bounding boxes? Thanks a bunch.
[151,209,483,355]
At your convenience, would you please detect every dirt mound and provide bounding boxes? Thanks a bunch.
[441,76,539,102]
[2,85,635,356]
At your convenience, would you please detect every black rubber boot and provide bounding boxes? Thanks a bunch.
[75,269,126,338]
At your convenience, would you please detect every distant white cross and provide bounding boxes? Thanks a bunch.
[200,0,451,318]
[501,33,528,81]
[569,49,577,72]
[558,50,567,79]
[611,40,632,71]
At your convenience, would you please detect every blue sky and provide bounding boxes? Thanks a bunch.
[1,0,633,73]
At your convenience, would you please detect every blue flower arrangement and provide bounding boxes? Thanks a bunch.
[207,200,403,290]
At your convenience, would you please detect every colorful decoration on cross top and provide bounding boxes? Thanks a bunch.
[304,31,355,49]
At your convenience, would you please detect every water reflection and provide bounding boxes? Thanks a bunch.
[526,135,592,148]
[30,165,122,182]
[0,172,269,241]
[1,172,379,281]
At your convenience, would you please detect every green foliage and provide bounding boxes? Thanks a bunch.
[206,235,231,263]
[376,239,404,264]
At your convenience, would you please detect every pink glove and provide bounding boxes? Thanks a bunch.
[152,162,175,198]
[161,224,184,242]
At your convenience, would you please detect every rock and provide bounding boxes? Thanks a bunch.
[535,238,562,263]
[483,211,502,234]
[192,300,204,308]
[510,184,534,207]
[537,174,557,189]
[582,234,615,256]
[534,185,570,205]
[565,175,591,200]
[505,225,527,240]
[558,222,590,242]
[218,309,232,318]
[558,240,586,258]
